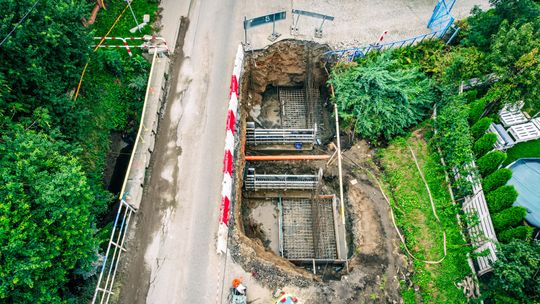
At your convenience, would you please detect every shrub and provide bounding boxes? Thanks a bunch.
[435,97,475,196]
[474,133,497,157]
[471,117,493,140]
[482,169,512,192]
[477,151,507,176]
[486,185,518,213]
[468,98,487,124]
[329,51,435,142]
[498,226,534,243]
[492,207,527,231]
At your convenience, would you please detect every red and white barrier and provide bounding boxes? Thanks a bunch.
[217,45,244,254]
[92,36,169,56]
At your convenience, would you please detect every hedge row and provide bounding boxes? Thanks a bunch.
[498,226,534,243]
[483,169,513,193]
[486,185,518,213]
[471,117,493,140]
[473,133,497,157]
[477,151,507,177]
[492,206,527,231]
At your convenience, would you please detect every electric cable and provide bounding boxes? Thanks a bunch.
[0,0,41,47]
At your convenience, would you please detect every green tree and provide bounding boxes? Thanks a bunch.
[482,168,512,192]
[0,131,107,302]
[0,0,91,135]
[492,206,527,231]
[463,0,540,50]
[489,239,540,301]
[471,117,493,140]
[486,185,518,213]
[498,226,534,243]
[489,21,540,112]
[329,52,435,142]
[468,98,487,124]
[477,150,507,176]
[473,133,497,157]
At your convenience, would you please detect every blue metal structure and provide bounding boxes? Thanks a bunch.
[327,0,457,61]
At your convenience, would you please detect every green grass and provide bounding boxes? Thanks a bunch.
[76,50,149,177]
[378,132,471,303]
[91,0,159,37]
[502,139,540,166]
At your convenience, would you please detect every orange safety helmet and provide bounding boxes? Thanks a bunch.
[232,278,242,288]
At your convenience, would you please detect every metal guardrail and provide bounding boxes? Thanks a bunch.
[92,199,136,304]
[92,50,162,304]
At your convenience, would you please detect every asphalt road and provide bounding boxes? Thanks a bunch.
[118,0,242,303]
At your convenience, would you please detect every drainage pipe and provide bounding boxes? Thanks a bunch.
[245,155,330,161]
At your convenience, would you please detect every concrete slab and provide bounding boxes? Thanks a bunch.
[241,0,490,50]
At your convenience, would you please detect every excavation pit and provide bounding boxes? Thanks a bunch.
[245,40,334,151]
[231,40,350,279]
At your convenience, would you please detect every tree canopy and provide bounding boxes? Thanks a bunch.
[489,240,540,302]
[0,0,91,134]
[329,52,435,143]
[0,131,107,302]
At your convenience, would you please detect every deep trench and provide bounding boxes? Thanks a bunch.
[233,39,350,280]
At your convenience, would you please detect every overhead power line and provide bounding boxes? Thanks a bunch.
[0,0,41,48]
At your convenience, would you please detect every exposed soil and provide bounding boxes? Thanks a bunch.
[229,39,408,303]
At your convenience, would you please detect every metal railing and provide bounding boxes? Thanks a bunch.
[245,168,320,190]
[326,0,456,62]
[246,122,317,146]
[325,26,451,62]
[92,198,136,304]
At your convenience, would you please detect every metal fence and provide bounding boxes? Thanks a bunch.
[326,0,456,62]
[92,198,136,304]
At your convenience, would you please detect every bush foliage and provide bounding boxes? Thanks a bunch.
[489,239,540,302]
[474,133,497,157]
[329,52,435,143]
[0,131,107,302]
[492,206,527,231]
[498,226,534,243]
[471,117,493,140]
[468,98,488,124]
[482,168,512,193]
[434,96,475,196]
[486,185,518,213]
[477,151,507,176]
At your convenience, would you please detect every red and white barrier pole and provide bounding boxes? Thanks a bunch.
[217,45,244,254]
[376,30,389,45]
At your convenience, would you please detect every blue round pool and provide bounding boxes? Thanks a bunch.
[506,158,540,227]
